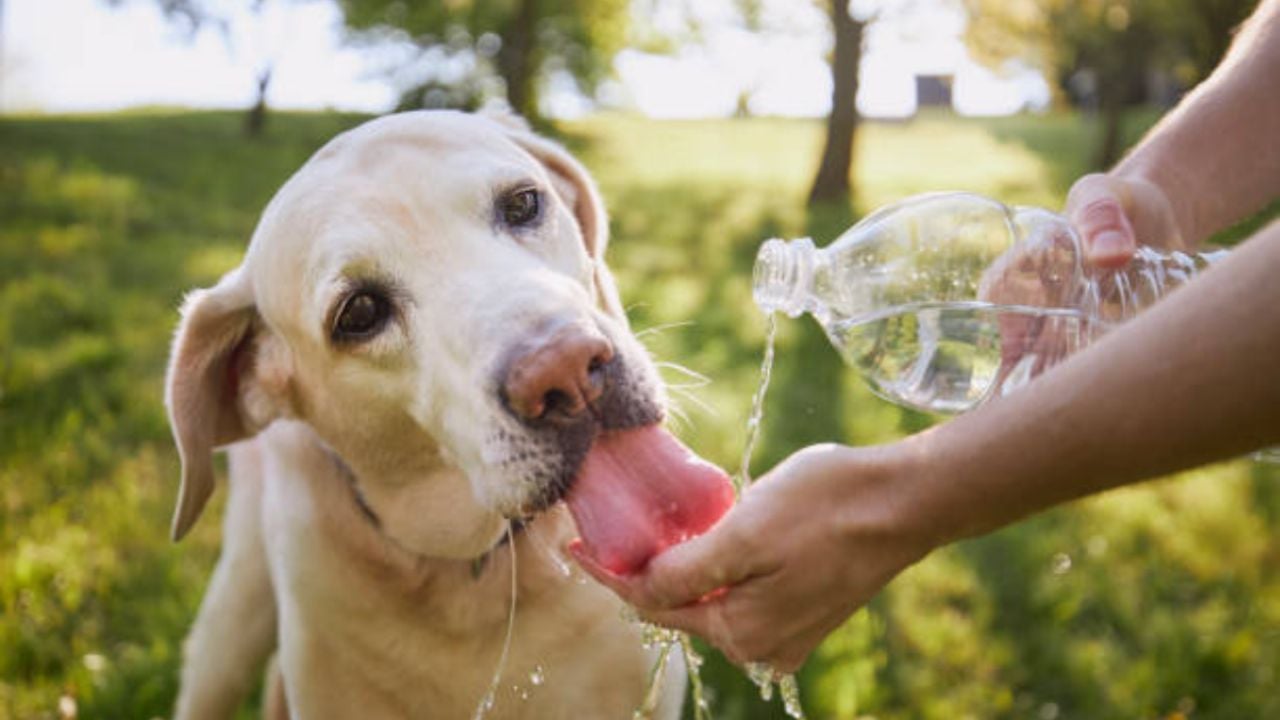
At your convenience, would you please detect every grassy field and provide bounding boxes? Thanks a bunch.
[1,109,1277,719]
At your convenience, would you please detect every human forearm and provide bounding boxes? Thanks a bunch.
[901,220,1280,545]
[1113,0,1280,243]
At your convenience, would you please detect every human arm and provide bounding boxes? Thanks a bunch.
[1070,0,1280,267]
[576,220,1280,670]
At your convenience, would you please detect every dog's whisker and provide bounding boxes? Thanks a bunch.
[635,321,695,339]
[655,360,711,387]
[664,379,712,391]
[665,398,691,427]
[623,301,649,318]
[667,384,718,419]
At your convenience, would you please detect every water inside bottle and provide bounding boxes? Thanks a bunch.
[829,301,1087,414]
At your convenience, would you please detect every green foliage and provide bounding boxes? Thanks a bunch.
[1,109,1277,719]
[964,0,1259,96]
[0,111,365,719]
[339,0,629,120]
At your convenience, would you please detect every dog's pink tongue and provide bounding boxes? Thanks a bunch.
[565,426,735,576]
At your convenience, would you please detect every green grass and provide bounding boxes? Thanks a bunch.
[1,109,1277,719]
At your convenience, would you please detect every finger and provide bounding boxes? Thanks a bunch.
[569,517,761,610]
[1065,173,1137,269]
[567,539,638,599]
[635,520,762,609]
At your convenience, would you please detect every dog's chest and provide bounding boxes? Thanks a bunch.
[264,503,670,718]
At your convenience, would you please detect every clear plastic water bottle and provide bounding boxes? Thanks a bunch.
[753,191,1229,415]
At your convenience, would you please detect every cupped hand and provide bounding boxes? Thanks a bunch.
[1065,173,1185,269]
[570,443,934,672]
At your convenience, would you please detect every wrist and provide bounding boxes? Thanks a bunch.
[828,439,950,564]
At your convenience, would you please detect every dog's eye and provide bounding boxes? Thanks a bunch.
[333,291,390,342]
[499,188,541,228]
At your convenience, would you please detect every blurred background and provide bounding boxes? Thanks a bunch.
[2,0,1279,717]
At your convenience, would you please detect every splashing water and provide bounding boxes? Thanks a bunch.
[779,674,804,718]
[632,623,713,720]
[736,315,806,719]
[746,662,775,700]
[472,522,518,720]
[734,313,778,492]
[631,312,805,720]
[680,633,712,720]
[634,643,672,719]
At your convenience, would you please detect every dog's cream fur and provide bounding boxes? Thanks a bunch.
[166,111,684,718]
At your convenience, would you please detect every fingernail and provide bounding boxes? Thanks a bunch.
[1090,228,1131,259]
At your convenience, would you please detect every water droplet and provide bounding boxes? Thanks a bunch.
[529,665,545,686]
[746,662,776,701]
[780,674,806,719]
[471,689,496,720]
[1051,552,1072,575]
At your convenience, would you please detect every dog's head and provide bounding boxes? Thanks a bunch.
[166,111,731,567]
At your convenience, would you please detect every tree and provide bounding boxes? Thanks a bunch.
[965,0,1257,169]
[339,0,629,124]
[807,1,952,208]
[808,0,867,207]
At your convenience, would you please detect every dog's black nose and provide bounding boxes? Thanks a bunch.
[501,321,614,424]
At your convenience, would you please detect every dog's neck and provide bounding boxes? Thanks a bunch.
[321,443,526,577]
[304,425,509,561]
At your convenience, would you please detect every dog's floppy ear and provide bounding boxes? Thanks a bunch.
[165,267,282,540]
[497,117,627,322]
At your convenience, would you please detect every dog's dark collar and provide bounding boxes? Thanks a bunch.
[320,444,529,579]
[323,446,382,528]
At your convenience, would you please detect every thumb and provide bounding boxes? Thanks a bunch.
[1065,173,1137,270]
[638,520,760,609]
[569,515,760,610]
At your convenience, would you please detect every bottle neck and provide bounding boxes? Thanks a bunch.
[753,237,817,317]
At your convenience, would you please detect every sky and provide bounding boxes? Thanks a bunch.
[0,0,1049,118]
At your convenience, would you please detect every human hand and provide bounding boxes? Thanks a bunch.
[569,443,934,672]
[976,174,1185,397]
[1065,173,1185,269]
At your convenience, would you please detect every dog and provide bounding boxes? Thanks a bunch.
[163,111,733,718]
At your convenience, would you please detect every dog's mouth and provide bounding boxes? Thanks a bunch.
[561,424,735,576]
[498,349,734,575]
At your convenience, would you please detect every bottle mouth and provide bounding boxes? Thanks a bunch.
[752,237,812,317]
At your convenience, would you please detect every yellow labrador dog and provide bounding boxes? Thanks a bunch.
[164,111,734,718]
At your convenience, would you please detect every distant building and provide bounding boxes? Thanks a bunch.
[915,74,954,109]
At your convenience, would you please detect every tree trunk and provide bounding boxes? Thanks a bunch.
[497,0,539,122]
[1094,91,1124,170]
[808,1,865,208]
[244,68,271,138]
